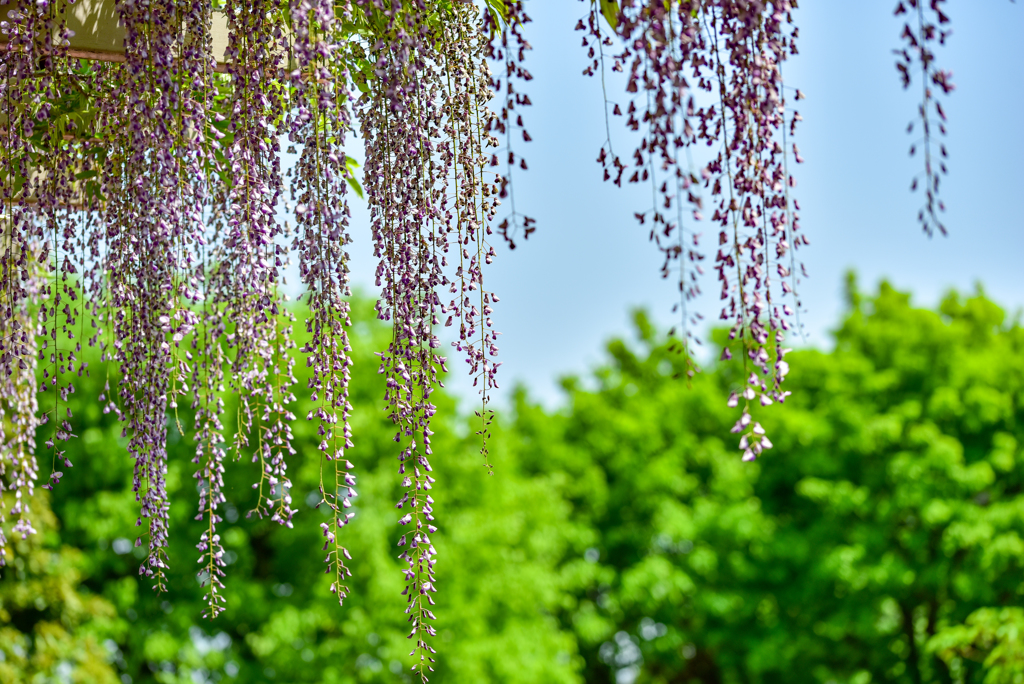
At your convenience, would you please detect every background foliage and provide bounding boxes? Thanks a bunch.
[1,279,1022,683]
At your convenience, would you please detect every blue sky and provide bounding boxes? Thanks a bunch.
[337,0,1024,409]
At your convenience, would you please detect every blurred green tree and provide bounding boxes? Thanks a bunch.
[0,489,121,684]
[3,281,1022,683]
[929,608,1024,684]
[510,279,1024,683]
[12,297,581,684]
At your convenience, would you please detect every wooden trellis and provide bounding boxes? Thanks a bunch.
[0,0,230,63]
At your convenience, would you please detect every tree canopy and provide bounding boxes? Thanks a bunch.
[3,279,1021,682]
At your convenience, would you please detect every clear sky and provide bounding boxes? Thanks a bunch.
[335,0,1024,410]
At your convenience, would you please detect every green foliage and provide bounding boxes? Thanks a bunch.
[18,297,579,684]
[3,281,1022,682]
[598,0,621,30]
[511,280,1024,683]
[929,608,1024,683]
[0,491,121,684]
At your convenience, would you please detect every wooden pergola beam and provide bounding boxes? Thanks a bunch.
[1,0,232,66]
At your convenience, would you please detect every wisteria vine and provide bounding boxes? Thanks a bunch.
[0,0,964,674]
[895,0,954,237]
[358,1,500,673]
[579,0,960,457]
[1,0,508,675]
[581,0,805,460]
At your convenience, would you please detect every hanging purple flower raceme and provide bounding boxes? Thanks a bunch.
[289,0,357,606]
[189,0,297,617]
[98,0,214,591]
[895,0,953,237]
[357,0,501,675]
[486,0,537,250]
[79,61,124,437]
[440,8,504,470]
[703,1,797,459]
[585,0,803,460]
[0,0,88,555]
[580,0,707,370]
[359,5,444,675]
[0,7,43,559]
[0,270,42,560]
[169,0,237,618]
[1,0,81,498]
[34,17,84,500]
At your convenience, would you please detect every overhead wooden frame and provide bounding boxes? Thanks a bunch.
[0,0,300,208]
[0,0,231,65]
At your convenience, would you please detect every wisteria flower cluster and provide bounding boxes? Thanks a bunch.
[357,1,503,672]
[894,0,954,237]
[581,0,962,458]
[0,0,512,674]
[581,0,806,460]
[0,0,963,675]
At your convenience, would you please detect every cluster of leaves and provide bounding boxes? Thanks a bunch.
[0,495,120,684]
[518,276,1023,683]
[3,280,1022,682]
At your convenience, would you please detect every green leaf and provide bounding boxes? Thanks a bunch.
[345,156,364,198]
[346,176,364,199]
[600,0,619,31]
[485,0,509,24]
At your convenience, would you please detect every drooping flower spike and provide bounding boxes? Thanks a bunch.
[1,0,506,674]
[582,0,807,458]
[894,0,954,237]
[487,0,537,251]
[357,1,502,672]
